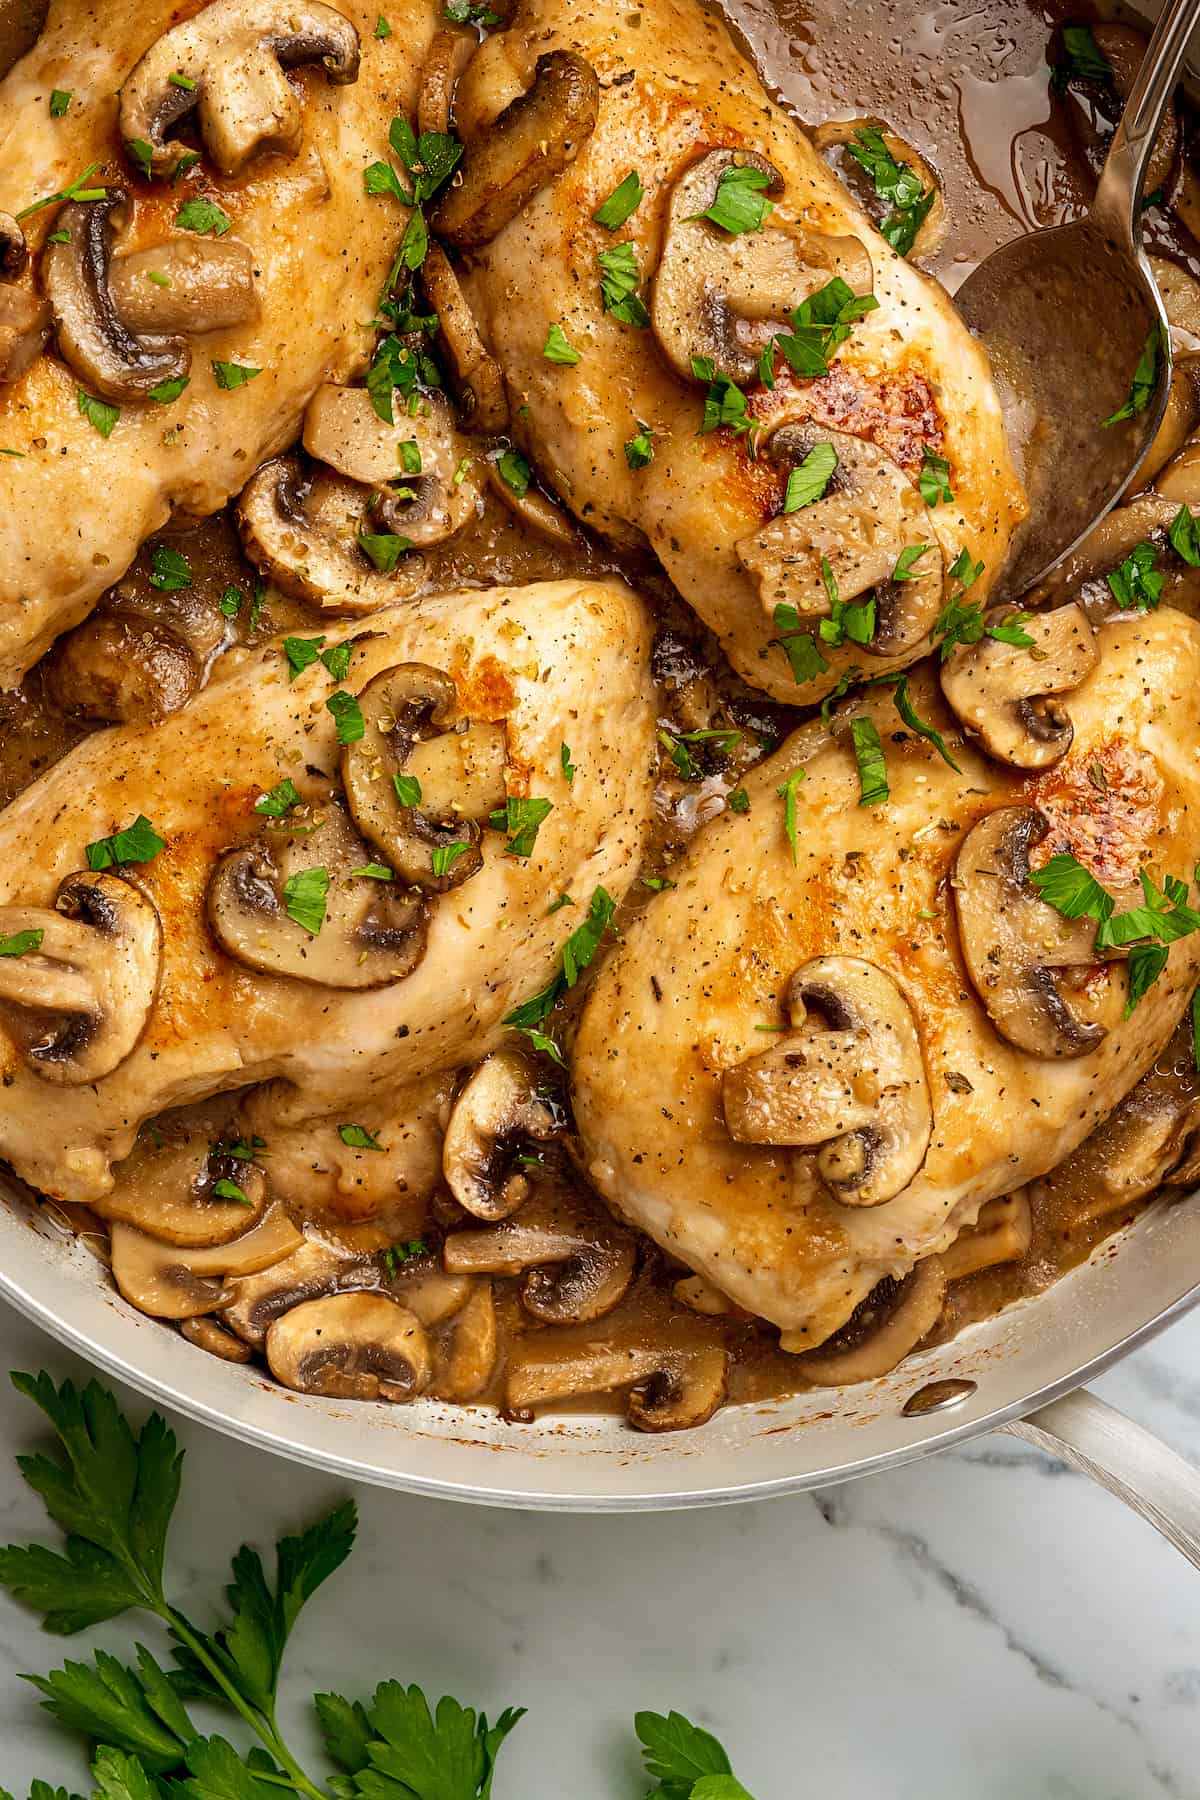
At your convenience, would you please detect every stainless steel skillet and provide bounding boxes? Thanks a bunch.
[1,0,1200,1559]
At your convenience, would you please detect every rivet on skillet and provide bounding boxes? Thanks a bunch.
[901,1377,978,1418]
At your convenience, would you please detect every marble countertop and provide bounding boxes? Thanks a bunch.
[1,1303,1199,1799]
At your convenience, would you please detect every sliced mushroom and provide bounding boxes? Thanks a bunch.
[789,1256,946,1382]
[445,1197,638,1325]
[110,1205,303,1319]
[0,214,49,384]
[93,1104,269,1246]
[418,25,477,137]
[110,237,260,335]
[442,1050,557,1220]
[422,243,509,432]
[940,1192,1033,1282]
[1090,24,1178,196]
[939,602,1098,769]
[953,807,1130,1058]
[434,1281,497,1401]
[0,871,161,1086]
[220,1237,351,1345]
[672,1272,734,1316]
[302,384,482,547]
[507,1332,728,1431]
[46,614,198,724]
[736,426,944,655]
[207,797,428,987]
[1155,443,1200,506]
[0,212,24,281]
[119,0,361,178]
[651,148,874,385]
[340,663,507,892]
[180,1314,254,1362]
[1150,257,1200,345]
[811,118,945,260]
[43,195,190,402]
[266,1291,431,1399]
[1032,492,1196,618]
[382,1256,473,1324]
[485,461,578,544]
[723,956,931,1207]
[237,455,426,614]
[430,50,599,247]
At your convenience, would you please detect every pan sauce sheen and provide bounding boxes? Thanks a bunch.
[4,0,1200,1423]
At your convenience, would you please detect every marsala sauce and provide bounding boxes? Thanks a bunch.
[7,0,1200,1416]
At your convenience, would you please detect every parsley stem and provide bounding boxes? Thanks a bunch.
[165,1605,329,1800]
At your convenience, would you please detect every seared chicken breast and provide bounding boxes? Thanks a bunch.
[573,609,1200,1346]
[0,578,655,1201]
[455,0,1026,701]
[0,0,431,685]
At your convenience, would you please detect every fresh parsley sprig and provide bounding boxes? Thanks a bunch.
[846,127,935,258]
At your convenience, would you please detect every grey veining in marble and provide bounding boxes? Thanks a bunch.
[1,1304,1199,1798]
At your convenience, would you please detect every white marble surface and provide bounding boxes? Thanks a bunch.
[1,1304,1200,1798]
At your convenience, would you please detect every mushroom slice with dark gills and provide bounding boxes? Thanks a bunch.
[421,244,509,433]
[444,1193,638,1326]
[301,383,483,546]
[940,603,1099,769]
[793,1257,947,1386]
[417,24,478,139]
[431,51,600,248]
[110,1205,303,1320]
[340,664,508,892]
[266,1291,432,1400]
[651,149,874,386]
[811,118,945,262]
[571,610,1200,1349]
[723,956,932,1206]
[237,454,426,615]
[0,871,161,1085]
[736,426,946,657]
[507,1327,728,1431]
[208,794,428,987]
[940,1192,1032,1281]
[441,1049,558,1220]
[43,194,191,403]
[0,213,50,385]
[952,806,1135,1060]
[118,0,361,178]
[92,1099,270,1246]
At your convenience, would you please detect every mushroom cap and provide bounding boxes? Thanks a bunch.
[434,1280,498,1402]
[180,1314,255,1362]
[442,1049,558,1220]
[0,870,162,1087]
[939,601,1099,769]
[110,1205,303,1319]
[505,1328,728,1431]
[0,212,27,281]
[220,1237,351,1346]
[110,238,260,336]
[302,384,482,549]
[627,1342,729,1432]
[207,797,429,988]
[340,663,508,892]
[444,1195,638,1325]
[431,50,600,248]
[44,194,191,402]
[811,117,945,261]
[237,454,426,614]
[421,243,509,432]
[417,25,478,139]
[651,147,874,385]
[119,0,361,177]
[952,806,1128,1059]
[790,1256,946,1383]
[736,424,945,655]
[265,1291,432,1400]
[46,613,198,725]
[723,954,932,1207]
[93,1103,270,1246]
[940,1191,1033,1281]
[485,461,579,545]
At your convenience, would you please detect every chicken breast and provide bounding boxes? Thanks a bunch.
[0,0,430,685]
[456,0,1026,702]
[572,608,1200,1347]
[0,577,656,1201]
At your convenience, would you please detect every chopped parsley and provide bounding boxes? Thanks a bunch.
[320,640,354,682]
[175,198,230,237]
[691,356,754,437]
[393,771,422,807]
[382,1237,427,1275]
[593,170,644,231]
[282,865,329,935]
[727,787,751,814]
[359,528,410,572]
[254,778,302,819]
[597,241,650,327]
[871,671,961,771]
[850,716,888,805]
[624,423,654,468]
[783,442,837,511]
[1102,323,1165,428]
[338,1123,384,1149]
[77,389,119,438]
[1107,540,1163,610]
[211,359,261,390]
[759,275,879,386]
[126,138,155,178]
[919,448,953,507]
[148,544,191,591]
[350,863,392,879]
[85,815,165,870]
[431,841,470,879]
[817,558,875,648]
[777,768,806,864]
[1170,506,1200,566]
[16,160,106,221]
[489,795,553,857]
[1057,23,1113,84]
[772,603,829,684]
[325,690,365,744]
[398,438,422,475]
[366,331,440,424]
[496,447,531,495]
[374,13,391,35]
[147,374,189,404]
[0,929,44,958]
[218,585,243,619]
[642,876,676,892]
[561,742,576,786]
[658,726,740,780]
[211,1178,250,1203]
[503,885,617,1062]
[893,543,932,580]
[543,321,580,365]
[1031,855,1200,1017]
[168,70,197,90]
[696,161,774,234]
[847,126,936,256]
[48,90,71,117]
[284,636,326,680]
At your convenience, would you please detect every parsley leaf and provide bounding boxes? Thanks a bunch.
[636,1709,756,1799]
[488,795,553,857]
[148,544,191,591]
[339,1123,384,1149]
[777,768,805,864]
[359,529,411,573]
[394,771,422,808]
[175,197,231,237]
[496,447,530,495]
[0,927,44,957]
[850,716,888,805]
[560,742,576,785]
[696,162,774,234]
[727,787,751,814]
[761,275,879,384]
[49,89,72,117]
[211,359,261,390]
[326,690,365,744]
[543,321,580,364]
[85,815,165,870]
[597,241,649,326]
[1170,505,1200,566]
[919,447,952,506]
[876,672,961,771]
[254,779,301,819]
[504,886,617,1047]
[691,357,754,436]
[772,603,828,684]
[284,636,326,681]
[374,13,391,35]
[431,842,470,879]
[1058,22,1112,82]
[1107,539,1164,610]
[783,442,837,510]
[893,543,931,580]
[1102,323,1165,428]
[625,422,654,468]
[847,126,935,256]
[25,1646,192,1769]
[1028,852,1115,922]
[593,169,643,230]
[148,374,189,404]
[327,1679,525,1798]
[77,389,120,438]
[283,866,329,936]
[816,558,876,648]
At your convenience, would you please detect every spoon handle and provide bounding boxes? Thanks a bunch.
[1093,0,1200,247]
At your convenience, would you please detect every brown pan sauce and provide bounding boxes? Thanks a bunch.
[8,0,1200,1419]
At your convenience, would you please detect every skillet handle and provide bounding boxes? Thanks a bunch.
[1004,1388,1200,1571]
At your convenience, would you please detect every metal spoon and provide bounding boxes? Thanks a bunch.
[954,0,1200,603]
